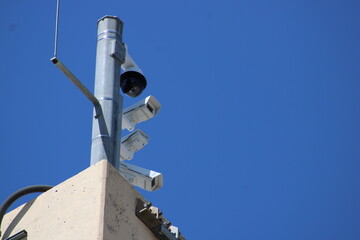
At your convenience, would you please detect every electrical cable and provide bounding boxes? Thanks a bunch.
[0,185,52,237]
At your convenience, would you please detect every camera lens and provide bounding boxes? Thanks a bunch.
[120,71,147,98]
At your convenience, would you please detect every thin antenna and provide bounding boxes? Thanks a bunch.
[50,0,100,108]
[53,0,60,57]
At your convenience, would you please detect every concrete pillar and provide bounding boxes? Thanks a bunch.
[1,160,157,240]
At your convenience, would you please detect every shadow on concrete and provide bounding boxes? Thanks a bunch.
[1,199,35,239]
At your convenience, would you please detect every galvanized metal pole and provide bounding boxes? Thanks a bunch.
[91,16,125,169]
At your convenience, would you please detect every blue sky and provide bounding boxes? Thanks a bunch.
[1,0,360,239]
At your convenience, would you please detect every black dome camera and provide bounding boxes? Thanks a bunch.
[120,44,148,98]
[120,71,147,98]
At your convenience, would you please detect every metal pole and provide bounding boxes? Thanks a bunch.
[90,16,125,169]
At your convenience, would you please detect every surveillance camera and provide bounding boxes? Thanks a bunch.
[120,71,147,98]
[168,226,180,239]
[119,162,163,191]
[122,96,161,131]
[120,129,149,161]
[120,44,147,98]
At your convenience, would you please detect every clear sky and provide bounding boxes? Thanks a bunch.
[1,0,360,239]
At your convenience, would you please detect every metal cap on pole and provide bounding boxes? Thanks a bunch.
[90,16,125,169]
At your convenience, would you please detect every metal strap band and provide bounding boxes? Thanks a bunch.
[92,134,111,140]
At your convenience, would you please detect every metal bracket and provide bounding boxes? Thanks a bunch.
[110,40,125,63]
[50,1,101,116]
[135,199,186,240]
[51,57,102,117]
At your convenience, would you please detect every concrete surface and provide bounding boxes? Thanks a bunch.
[1,160,157,240]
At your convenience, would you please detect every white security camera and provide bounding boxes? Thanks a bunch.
[168,225,185,240]
[119,162,163,191]
[120,129,149,161]
[122,96,161,131]
[120,44,147,98]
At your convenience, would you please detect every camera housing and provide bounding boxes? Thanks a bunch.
[122,96,161,131]
[120,129,149,161]
[119,162,163,191]
[120,45,147,97]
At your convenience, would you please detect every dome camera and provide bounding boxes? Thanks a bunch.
[120,44,147,98]
[120,69,147,98]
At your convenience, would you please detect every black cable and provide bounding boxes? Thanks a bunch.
[0,185,52,237]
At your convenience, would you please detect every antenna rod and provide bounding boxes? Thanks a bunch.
[53,0,60,57]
